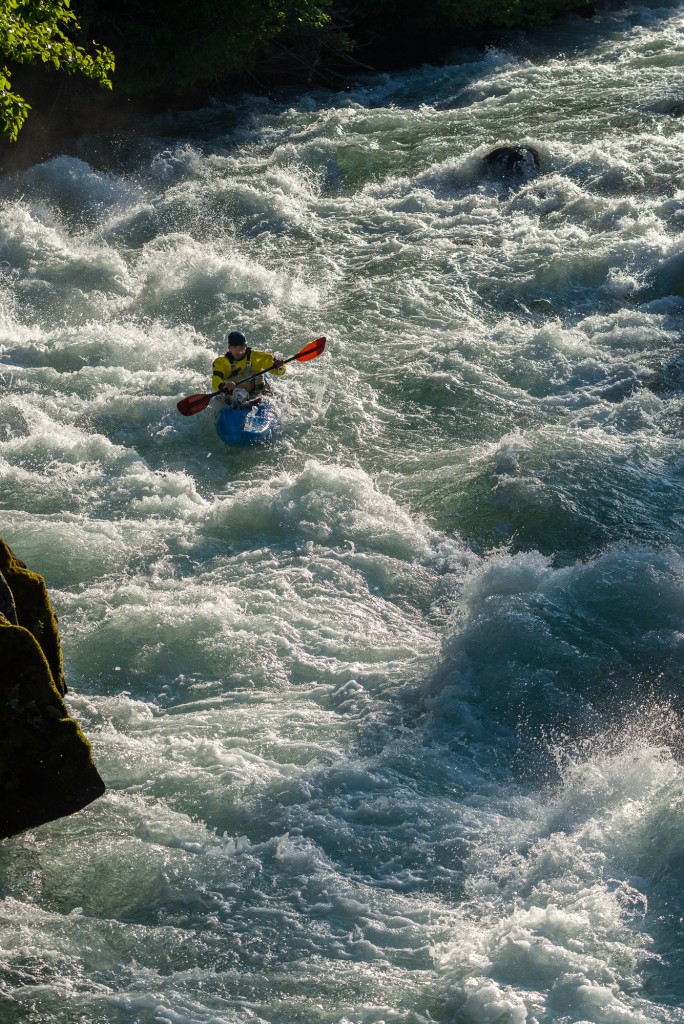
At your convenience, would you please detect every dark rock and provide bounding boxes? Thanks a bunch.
[0,537,65,696]
[483,145,541,177]
[0,537,105,840]
[0,571,18,625]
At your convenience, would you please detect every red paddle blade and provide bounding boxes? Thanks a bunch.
[177,392,214,416]
[294,336,326,362]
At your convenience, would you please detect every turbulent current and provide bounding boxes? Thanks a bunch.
[3,2,684,1021]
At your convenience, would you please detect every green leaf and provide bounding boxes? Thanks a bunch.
[0,0,114,140]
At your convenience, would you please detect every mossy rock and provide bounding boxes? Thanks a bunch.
[0,537,105,840]
[0,536,64,696]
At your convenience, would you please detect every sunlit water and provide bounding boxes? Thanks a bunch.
[2,2,684,1022]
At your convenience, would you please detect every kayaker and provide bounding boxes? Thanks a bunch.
[212,331,285,404]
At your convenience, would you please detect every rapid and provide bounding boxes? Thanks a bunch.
[2,1,684,1021]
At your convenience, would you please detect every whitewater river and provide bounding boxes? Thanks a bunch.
[2,1,684,1021]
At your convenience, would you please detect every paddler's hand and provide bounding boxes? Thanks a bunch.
[220,381,236,393]
[272,358,284,370]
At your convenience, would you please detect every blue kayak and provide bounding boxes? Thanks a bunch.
[214,399,277,445]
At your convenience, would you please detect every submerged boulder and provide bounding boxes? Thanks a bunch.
[483,145,541,177]
[0,537,105,840]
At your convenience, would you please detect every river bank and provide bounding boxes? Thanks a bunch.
[0,0,599,175]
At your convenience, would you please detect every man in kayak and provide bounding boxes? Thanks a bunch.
[212,331,285,405]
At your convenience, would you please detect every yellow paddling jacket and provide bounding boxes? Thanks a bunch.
[211,347,286,393]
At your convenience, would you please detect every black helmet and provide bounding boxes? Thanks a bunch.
[227,331,247,347]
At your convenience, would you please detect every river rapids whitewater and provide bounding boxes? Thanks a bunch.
[2,2,684,1022]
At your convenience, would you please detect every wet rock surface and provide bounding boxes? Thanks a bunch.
[0,537,105,840]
